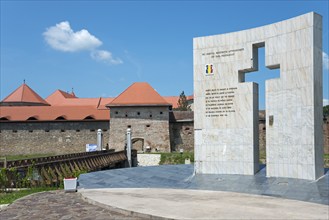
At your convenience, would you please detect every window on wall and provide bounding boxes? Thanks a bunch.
[55,116,66,120]
[115,111,118,115]
[84,116,95,120]
[61,129,65,132]
[125,113,128,117]
[160,112,163,115]
[146,124,150,128]
[29,130,33,133]
[127,125,131,128]
[76,129,80,132]
[45,130,50,132]
[13,130,17,133]
[102,129,108,132]
[90,129,95,132]
[149,114,152,118]
[27,117,38,120]
[137,112,140,116]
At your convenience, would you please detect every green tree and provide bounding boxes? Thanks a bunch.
[324,105,329,117]
[175,91,191,111]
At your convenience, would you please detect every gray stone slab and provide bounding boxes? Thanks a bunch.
[78,165,329,205]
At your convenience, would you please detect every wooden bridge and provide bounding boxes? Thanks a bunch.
[0,150,137,188]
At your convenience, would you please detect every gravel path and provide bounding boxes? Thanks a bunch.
[0,190,137,220]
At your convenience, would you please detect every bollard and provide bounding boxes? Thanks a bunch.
[126,128,132,167]
[97,129,103,151]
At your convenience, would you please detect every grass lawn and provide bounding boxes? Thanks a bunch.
[159,152,194,165]
[156,152,329,167]
[0,187,59,205]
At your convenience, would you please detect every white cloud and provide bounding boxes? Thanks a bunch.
[324,99,329,106]
[323,51,329,70]
[43,21,123,65]
[91,50,123,65]
[43,21,102,52]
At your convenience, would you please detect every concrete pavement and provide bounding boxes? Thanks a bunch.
[80,188,329,220]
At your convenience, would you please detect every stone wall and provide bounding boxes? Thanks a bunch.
[169,111,194,152]
[258,111,266,158]
[0,121,109,155]
[169,122,194,152]
[324,117,329,154]
[109,106,171,152]
[1,113,328,156]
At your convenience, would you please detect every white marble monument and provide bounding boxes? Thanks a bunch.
[193,12,323,180]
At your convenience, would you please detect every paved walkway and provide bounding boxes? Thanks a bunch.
[0,190,137,220]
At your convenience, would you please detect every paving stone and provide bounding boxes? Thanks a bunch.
[0,190,138,220]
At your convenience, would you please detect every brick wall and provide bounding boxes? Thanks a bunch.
[0,121,109,155]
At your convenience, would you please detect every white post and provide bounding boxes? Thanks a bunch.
[126,128,132,167]
[97,129,103,151]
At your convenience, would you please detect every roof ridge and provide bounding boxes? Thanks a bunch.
[108,82,137,104]
[1,83,49,106]
[107,82,171,107]
[21,83,26,102]
[97,97,101,109]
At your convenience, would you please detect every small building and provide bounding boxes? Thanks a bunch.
[107,82,172,152]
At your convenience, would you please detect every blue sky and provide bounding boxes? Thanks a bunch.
[1,1,328,110]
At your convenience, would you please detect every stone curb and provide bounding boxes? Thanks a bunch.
[78,191,174,220]
[0,204,9,210]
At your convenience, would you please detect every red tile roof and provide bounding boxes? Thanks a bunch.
[0,83,189,121]
[45,90,77,105]
[98,98,114,109]
[1,83,49,106]
[46,90,114,109]
[163,95,194,109]
[187,95,194,100]
[0,106,109,121]
[0,84,110,121]
[163,96,180,109]
[107,82,171,107]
